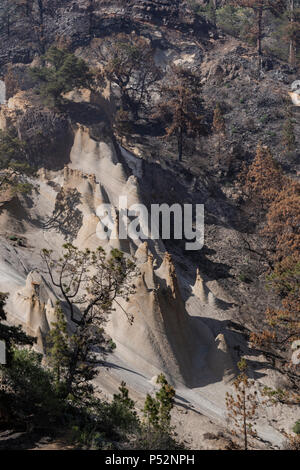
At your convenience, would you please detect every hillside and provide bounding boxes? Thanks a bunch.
[0,0,299,452]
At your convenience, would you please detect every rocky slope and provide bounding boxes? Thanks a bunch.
[0,0,299,449]
[0,0,212,68]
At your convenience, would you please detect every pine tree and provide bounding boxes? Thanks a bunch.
[0,130,35,194]
[231,0,285,66]
[143,374,175,431]
[110,381,138,430]
[226,359,258,450]
[87,0,95,38]
[264,180,300,261]
[42,245,136,402]
[282,111,296,152]
[0,293,35,367]
[46,307,69,393]
[258,181,300,348]
[0,1,18,37]
[242,141,300,365]
[263,255,300,346]
[242,143,285,206]
[154,66,206,162]
[113,381,136,411]
[47,307,98,402]
[101,34,161,118]
[30,46,93,107]
[282,0,300,67]
[139,374,182,450]
[245,161,300,352]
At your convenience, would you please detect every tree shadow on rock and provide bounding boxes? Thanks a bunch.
[42,187,82,241]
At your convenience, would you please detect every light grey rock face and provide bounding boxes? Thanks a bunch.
[0,2,296,448]
[291,340,300,365]
[292,350,300,366]
[292,340,300,350]
[291,80,300,93]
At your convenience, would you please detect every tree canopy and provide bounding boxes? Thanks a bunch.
[100,34,161,117]
[154,66,206,161]
[0,130,35,195]
[30,46,94,107]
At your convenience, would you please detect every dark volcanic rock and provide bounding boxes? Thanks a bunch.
[0,0,213,71]
[17,107,73,170]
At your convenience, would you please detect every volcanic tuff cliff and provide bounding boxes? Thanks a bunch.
[0,0,299,449]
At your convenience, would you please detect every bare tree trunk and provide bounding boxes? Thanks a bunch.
[217,134,221,161]
[88,0,94,38]
[211,0,218,26]
[289,0,296,66]
[178,127,183,162]
[256,6,263,70]
[6,13,10,37]
[257,7,263,56]
[243,386,248,450]
[24,0,32,17]
[37,0,45,54]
